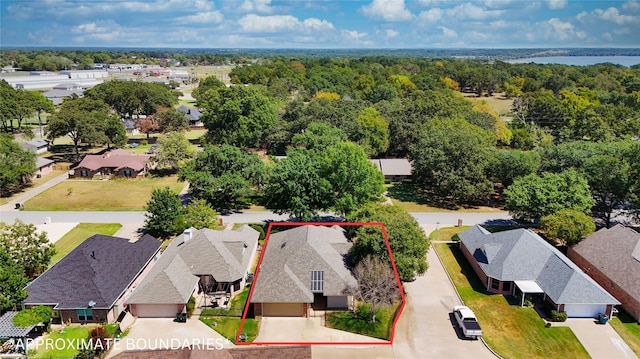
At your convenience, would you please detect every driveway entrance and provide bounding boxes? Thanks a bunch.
[254,317,388,343]
[559,319,637,359]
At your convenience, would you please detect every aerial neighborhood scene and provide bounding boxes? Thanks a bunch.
[1,0,640,358]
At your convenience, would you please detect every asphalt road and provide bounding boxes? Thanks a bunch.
[0,210,512,227]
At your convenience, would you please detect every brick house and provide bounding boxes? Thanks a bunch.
[568,224,640,323]
[70,149,154,178]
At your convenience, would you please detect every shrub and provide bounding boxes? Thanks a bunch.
[186,296,196,318]
[550,310,568,322]
[141,139,149,146]
[249,223,266,243]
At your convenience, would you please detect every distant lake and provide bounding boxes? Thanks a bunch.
[506,56,640,67]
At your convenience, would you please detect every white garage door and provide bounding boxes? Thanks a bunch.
[262,303,304,317]
[564,304,606,318]
[133,304,182,318]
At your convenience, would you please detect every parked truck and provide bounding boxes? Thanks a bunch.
[453,305,482,339]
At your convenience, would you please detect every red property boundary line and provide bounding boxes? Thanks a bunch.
[236,221,406,346]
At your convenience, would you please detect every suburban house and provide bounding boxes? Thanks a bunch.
[177,105,203,127]
[23,234,161,324]
[251,225,357,317]
[43,83,85,105]
[458,225,619,318]
[369,158,412,181]
[35,157,54,177]
[568,224,640,322]
[127,226,259,318]
[20,139,49,154]
[69,149,154,178]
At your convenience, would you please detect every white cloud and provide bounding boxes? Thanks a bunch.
[438,26,457,38]
[237,14,334,33]
[239,0,274,13]
[538,18,578,41]
[71,23,108,34]
[361,0,414,22]
[385,29,399,38]
[483,0,515,9]
[446,3,505,21]
[547,0,568,10]
[418,8,443,22]
[175,11,223,24]
[622,0,640,12]
[598,7,636,25]
[341,29,368,41]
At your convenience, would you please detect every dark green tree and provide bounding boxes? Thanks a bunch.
[409,117,495,205]
[0,248,28,312]
[0,134,36,195]
[156,107,189,133]
[489,149,541,187]
[183,199,219,230]
[144,187,185,239]
[202,86,279,149]
[582,154,633,228]
[178,145,266,211]
[103,114,127,150]
[540,210,596,245]
[291,122,347,150]
[347,203,429,282]
[504,170,595,221]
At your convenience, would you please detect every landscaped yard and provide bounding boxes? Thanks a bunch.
[610,309,640,357]
[434,243,589,359]
[199,287,260,342]
[429,226,470,241]
[24,176,185,211]
[33,326,91,359]
[49,223,122,265]
[326,301,401,340]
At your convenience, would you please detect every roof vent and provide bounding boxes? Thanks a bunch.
[183,228,193,242]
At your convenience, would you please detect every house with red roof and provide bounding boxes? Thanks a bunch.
[70,149,154,179]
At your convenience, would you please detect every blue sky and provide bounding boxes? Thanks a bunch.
[1,0,639,48]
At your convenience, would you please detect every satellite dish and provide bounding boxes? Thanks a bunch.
[88,301,96,308]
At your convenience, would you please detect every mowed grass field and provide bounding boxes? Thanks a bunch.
[24,176,185,211]
[434,243,589,359]
[49,223,122,265]
[461,92,514,115]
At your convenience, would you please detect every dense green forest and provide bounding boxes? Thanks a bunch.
[2,51,639,230]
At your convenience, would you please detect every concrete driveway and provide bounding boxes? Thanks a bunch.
[559,319,637,359]
[106,318,233,358]
[390,248,497,359]
[255,316,388,343]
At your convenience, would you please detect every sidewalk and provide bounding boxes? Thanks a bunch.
[0,172,69,212]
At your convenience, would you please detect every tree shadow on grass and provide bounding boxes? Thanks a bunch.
[387,183,459,210]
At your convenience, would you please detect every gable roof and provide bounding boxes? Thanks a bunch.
[369,158,412,176]
[20,139,49,151]
[24,234,160,309]
[459,225,619,305]
[75,150,152,171]
[177,105,202,123]
[571,224,640,305]
[36,157,54,169]
[251,225,357,303]
[127,226,259,305]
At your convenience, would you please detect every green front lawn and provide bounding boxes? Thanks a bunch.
[24,176,185,211]
[49,223,122,265]
[387,183,503,213]
[200,316,260,343]
[610,309,640,357]
[434,243,589,359]
[33,326,91,358]
[326,301,401,340]
[429,226,470,241]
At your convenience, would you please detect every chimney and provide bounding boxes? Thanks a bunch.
[183,229,193,242]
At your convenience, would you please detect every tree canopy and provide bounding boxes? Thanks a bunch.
[0,248,28,312]
[504,170,595,221]
[410,117,495,205]
[0,134,36,195]
[144,187,185,239]
[0,219,55,279]
[347,204,429,282]
[540,210,596,245]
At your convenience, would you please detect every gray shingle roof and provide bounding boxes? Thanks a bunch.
[177,105,202,123]
[36,157,54,169]
[369,158,412,176]
[459,225,619,305]
[24,234,160,309]
[251,225,357,303]
[127,226,259,304]
[0,311,37,339]
[571,224,640,305]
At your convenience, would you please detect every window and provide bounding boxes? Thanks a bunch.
[491,277,500,291]
[503,281,512,293]
[80,170,88,177]
[77,308,93,321]
[124,170,132,177]
[311,271,323,293]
